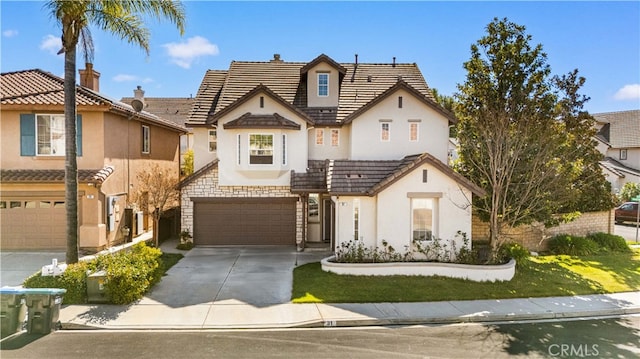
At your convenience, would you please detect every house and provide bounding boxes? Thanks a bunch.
[593,110,640,193]
[180,54,485,253]
[121,89,194,174]
[0,66,186,250]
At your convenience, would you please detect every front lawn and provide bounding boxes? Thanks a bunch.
[291,249,640,303]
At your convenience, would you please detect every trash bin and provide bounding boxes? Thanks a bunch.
[0,288,26,338]
[86,270,110,303]
[23,288,66,334]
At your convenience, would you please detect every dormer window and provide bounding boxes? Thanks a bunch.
[318,73,329,97]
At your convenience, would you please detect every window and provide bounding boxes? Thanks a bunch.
[142,125,150,154]
[318,73,329,97]
[209,128,217,152]
[0,202,5,209]
[282,134,287,165]
[10,201,21,209]
[20,114,82,156]
[410,123,419,141]
[36,114,65,155]
[381,122,390,141]
[315,129,324,145]
[353,199,360,240]
[398,96,403,108]
[308,194,319,221]
[249,134,273,164]
[331,129,340,146]
[412,198,434,241]
[620,149,628,160]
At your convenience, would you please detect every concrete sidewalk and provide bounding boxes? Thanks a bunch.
[59,291,640,330]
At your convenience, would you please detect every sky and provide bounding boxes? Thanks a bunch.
[1,1,639,114]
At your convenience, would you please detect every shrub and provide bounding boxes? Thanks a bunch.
[586,232,631,253]
[496,242,530,265]
[23,261,90,304]
[176,241,194,250]
[548,234,599,256]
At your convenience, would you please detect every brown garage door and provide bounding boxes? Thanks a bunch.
[0,199,66,249]
[193,198,296,246]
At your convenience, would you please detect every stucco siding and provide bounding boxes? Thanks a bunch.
[305,62,340,107]
[308,126,351,160]
[349,89,449,162]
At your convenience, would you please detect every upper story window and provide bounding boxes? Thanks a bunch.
[409,122,419,142]
[620,149,628,160]
[142,125,150,154]
[318,73,329,97]
[20,113,82,157]
[315,128,324,145]
[249,134,273,164]
[36,114,65,155]
[209,128,217,152]
[331,129,340,146]
[381,122,391,142]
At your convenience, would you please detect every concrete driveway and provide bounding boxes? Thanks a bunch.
[142,245,330,308]
[0,251,65,287]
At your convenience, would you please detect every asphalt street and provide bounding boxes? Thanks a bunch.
[1,316,639,358]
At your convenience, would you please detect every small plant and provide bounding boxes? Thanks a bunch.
[586,232,631,253]
[496,242,530,265]
[177,229,194,250]
[548,234,599,256]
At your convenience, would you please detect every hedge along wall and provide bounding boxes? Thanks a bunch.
[472,210,614,252]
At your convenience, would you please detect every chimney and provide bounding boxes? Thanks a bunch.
[392,57,396,68]
[79,63,100,91]
[270,54,283,63]
[134,85,145,100]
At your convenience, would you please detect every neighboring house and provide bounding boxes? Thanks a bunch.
[121,89,194,173]
[0,67,186,250]
[180,53,484,254]
[593,110,640,193]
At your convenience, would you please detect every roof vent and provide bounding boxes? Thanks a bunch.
[271,54,283,63]
[367,75,372,82]
[392,57,396,67]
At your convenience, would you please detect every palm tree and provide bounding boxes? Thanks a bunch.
[45,0,185,264]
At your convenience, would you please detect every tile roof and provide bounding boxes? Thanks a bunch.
[187,55,446,126]
[120,97,193,127]
[223,112,301,130]
[593,110,640,148]
[291,153,485,197]
[600,157,640,178]
[1,166,114,184]
[1,69,187,133]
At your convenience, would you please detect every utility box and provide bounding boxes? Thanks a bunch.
[24,288,66,334]
[0,288,26,338]
[86,270,110,303]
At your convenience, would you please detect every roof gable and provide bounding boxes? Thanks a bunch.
[300,54,347,75]
[208,84,313,125]
[341,79,457,124]
[223,112,301,130]
[593,110,640,148]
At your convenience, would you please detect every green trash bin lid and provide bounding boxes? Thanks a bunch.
[22,288,67,295]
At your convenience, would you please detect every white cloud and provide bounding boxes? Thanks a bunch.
[162,36,219,69]
[614,84,640,101]
[3,29,18,38]
[40,34,61,55]
[113,74,138,82]
[113,74,154,84]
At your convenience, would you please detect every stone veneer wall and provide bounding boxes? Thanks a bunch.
[181,166,303,246]
[472,210,614,252]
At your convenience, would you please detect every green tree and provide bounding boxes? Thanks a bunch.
[431,88,458,137]
[181,149,194,177]
[455,18,613,254]
[46,0,185,263]
[618,182,640,203]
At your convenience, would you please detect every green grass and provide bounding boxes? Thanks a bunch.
[291,249,640,303]
[159,252,183,276]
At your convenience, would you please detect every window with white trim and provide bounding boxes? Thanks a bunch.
[249,134,273,164]
[318,73,329,97]
[381,122,390,142]
[315,128,324,145]
[331,129,340,146]
[209,128,217,152]
[409,122,419,142]
[412,198,435,241]
[36,114,65,155]
[353,199,360,240]
[142,125,150,154]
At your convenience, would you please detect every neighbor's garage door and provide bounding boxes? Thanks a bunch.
[0,199,66,249]
[193,198,296,246]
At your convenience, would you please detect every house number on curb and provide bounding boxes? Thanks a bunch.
[324,320,337,327]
